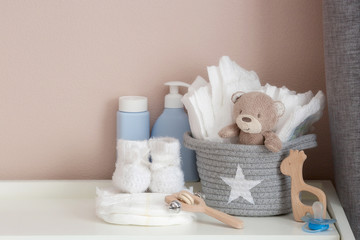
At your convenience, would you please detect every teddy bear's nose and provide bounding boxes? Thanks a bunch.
[242,117,252,122]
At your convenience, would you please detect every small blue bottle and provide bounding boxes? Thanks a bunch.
[151,82,199,182]
[117,96,150,141]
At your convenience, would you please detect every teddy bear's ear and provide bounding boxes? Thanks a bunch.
[231,91,245,103]
[274,101,285,118]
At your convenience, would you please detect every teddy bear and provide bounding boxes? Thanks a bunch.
[218,91,285,152]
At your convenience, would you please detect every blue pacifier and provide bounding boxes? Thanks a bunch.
[301,201,336,233]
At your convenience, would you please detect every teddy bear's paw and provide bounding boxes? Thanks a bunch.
[264,138,282,152]
[218,129,225,137]
[218,123,240,138]
[218,129,230,138]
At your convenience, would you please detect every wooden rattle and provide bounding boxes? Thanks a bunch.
[280,149,327,222]
[165,191,243,229]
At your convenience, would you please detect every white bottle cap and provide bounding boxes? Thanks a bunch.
[118,96,148,112]
[164,81,190,108]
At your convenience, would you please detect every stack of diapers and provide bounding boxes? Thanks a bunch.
[96,187,195,226]
[261,84,325,142]
[182,56,325,143]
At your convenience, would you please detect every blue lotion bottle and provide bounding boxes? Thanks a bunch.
[117,96,150,141]
[151,81,199,182]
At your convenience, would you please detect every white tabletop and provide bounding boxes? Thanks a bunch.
[0,180,353,240]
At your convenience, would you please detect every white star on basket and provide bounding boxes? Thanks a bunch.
[221,165,262,204]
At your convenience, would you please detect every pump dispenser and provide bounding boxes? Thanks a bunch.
[164,82,189,108]
[151,81,199,182]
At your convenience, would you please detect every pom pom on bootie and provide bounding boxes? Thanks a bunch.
[112,139,151,193]
[149,137,185,193]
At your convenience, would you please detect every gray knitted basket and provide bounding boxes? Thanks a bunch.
[183,132,317,217]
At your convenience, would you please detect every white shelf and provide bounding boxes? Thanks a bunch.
[0,180,354,240]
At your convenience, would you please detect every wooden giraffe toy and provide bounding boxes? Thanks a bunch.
[280,149,327,222]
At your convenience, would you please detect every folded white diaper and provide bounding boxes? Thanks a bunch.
[182,76,209,139]
[96,187,195,226]
[276,91,326,141]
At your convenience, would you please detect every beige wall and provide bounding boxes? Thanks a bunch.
[0,0,333,180]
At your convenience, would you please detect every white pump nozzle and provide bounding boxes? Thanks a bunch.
[164,81,190,108]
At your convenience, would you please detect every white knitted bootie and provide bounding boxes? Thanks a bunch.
[112,139,151,193]
[149,137,185,193]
